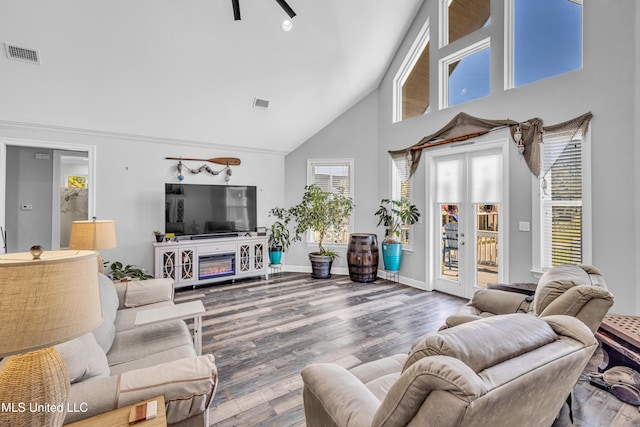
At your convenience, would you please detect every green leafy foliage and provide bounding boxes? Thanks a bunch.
[374,198,421,244]
[268,207,293,252]
[105,261,153,280]
[286,184,354,256]
[318,248,340,261]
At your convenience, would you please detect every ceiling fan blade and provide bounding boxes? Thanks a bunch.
[274,0,296,19]
[232,0,241,20]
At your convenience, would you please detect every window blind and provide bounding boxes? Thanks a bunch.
[391,153,413,246]
[308,161,352,244]
[541,135,582,268]
[311,164,350,197]
[470,153,500,204]
[436,159,461,203]
[391,153,411,201]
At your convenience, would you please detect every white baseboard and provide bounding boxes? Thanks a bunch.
[377,270,427,290]
[283,264,349,276]
[282,264,427,290]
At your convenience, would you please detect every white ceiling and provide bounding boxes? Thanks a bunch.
[0,0,423,154]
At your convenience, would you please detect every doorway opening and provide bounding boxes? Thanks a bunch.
[1,139,95,253]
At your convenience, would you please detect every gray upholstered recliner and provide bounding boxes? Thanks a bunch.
[301,313,597,427]
[443,264,614,333]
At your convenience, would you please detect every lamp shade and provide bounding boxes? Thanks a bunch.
[0,250,102,357]
[68,219,117,250]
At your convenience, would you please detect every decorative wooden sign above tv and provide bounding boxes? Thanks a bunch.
[165,157,241,182]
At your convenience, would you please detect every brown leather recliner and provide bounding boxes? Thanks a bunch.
[443,264,614,333]
[301,314,597,427]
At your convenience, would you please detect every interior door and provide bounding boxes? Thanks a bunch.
[432,148,502,298]
[53,150,90,249]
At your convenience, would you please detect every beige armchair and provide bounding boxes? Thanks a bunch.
[301,313,597,427]
[443,264,614,333]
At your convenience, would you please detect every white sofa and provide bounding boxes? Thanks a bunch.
[60,273,218,426]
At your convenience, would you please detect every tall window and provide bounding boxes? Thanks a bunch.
[440,38,491,108]
[508,0,582,88]
[441,0,491,46]
[307,159,354,244]
[393,18,430,122]
[438,0,492,109]
[539,131,585,269]
[391,153,413,246]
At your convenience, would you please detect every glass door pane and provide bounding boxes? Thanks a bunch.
[440,204,459,282]
[432,147,504,299]
[475,204,498,287]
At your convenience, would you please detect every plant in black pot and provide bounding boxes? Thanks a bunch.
[267,207,292,265]
[288,184,354,279]
[374,198,420,271]
[153,230,165,243]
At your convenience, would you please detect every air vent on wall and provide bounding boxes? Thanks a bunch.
[253,98,270,110]
[4,43,40,64]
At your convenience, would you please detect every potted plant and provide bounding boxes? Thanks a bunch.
[267,207,292,265]
[153,230,165,243]
[374,198,420,271]
[105,261,154,281]
[288,184,354,279]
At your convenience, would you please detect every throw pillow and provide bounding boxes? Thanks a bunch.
[92,273,119,353]
[55,333,110,383]
[123,279,174,308]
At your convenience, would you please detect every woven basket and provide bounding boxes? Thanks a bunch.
[0,347,70,427]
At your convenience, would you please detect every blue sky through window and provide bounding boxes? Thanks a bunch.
[514,0,582,86]
[447,0,581,107]
[449,47,491,106]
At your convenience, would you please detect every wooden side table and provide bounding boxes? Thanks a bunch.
[66,395,166,427]
[596,314,640,373]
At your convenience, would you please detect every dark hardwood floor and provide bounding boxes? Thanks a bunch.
[173,272,639,426]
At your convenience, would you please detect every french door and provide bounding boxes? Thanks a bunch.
[429,144,506,298]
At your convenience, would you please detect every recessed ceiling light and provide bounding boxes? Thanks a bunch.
[281,19,293,32]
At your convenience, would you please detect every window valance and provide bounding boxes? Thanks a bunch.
[390,111,592,177]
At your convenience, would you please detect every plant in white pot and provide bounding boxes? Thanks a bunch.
[374,198,420,271]
[288,184,354,279]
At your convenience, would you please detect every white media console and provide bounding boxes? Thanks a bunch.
[153,234,269,289]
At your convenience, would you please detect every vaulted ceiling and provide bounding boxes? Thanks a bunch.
[0,1,423,153]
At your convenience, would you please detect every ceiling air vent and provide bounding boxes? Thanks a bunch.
[253,98,270,110]
[4,43,40,64]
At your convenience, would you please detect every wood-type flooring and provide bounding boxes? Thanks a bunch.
[173,272,639,427]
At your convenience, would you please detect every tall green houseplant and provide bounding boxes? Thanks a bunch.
[268,207,293,265]
[375,198,420,271]
[288,184,354,278]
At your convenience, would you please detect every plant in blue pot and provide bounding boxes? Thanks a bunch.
[268,207,292,266]
[374,198,420,272]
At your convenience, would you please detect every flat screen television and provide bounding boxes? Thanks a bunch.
[165,183,257,237]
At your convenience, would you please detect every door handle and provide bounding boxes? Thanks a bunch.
[460,241,465,246]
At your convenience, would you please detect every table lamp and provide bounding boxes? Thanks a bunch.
[0,248,102,427]
[68,219,116,273]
